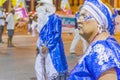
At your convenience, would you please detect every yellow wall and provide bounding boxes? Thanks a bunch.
[69,0,120,14]
[69,0,83,14]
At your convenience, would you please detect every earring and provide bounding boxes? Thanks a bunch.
[97,24,103,33]
[98,25,107,33]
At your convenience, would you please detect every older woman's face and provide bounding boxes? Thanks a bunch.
[77,9,98,36]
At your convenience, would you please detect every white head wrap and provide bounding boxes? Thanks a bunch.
[82,0,114,35]
[36,0,56,33]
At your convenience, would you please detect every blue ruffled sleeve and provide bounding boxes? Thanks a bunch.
[85,40,120,79]
[68,37,120,80]
[68,61,93,80]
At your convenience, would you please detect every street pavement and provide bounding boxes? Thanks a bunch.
[0,35,37,80]
[0,30,82,80]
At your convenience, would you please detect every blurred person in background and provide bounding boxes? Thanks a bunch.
[6,9,15,47]
[27,12,33,35]
[35,0,68,80]
[31,14,38,37]
[70,5,88,55]
[0,7,6,43]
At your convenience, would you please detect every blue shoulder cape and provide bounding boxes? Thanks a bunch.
[38,14,68,74]
[68,36,120,80]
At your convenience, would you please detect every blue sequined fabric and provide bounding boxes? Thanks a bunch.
[68,36,120,80]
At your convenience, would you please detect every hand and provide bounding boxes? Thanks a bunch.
[42,45,48,54]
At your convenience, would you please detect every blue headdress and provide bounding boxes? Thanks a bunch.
[82,0,115,35]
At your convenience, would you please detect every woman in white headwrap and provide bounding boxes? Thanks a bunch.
[35,0,68,80]
[67,0,120,80]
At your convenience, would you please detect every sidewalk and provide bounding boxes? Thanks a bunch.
[0,35,37,80]
[0,30,82,80]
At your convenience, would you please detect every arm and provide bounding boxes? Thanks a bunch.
[5,15,9,26]
[6,14,10,25]
[99,68,117,80]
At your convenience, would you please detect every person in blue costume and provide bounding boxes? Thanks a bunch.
[68,0,120,80]
[35,0,68,80]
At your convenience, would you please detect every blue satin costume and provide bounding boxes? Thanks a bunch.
[37,13,68,74]
[68,36,120,80]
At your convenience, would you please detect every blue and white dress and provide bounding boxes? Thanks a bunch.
[68,36,120,80]
[35,13,68,80]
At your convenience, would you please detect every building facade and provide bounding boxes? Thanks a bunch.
[2,0,120,13]
[69,0,120,14]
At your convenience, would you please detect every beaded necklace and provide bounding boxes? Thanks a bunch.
[89,32,99,44]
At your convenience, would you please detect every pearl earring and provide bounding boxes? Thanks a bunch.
[98,24,107,33]
[97,25,103,33]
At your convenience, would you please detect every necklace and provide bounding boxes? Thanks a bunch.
[89,33,99,44]
[82,32,99,54]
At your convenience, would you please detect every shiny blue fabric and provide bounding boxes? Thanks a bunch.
[38,14,68,74]
[68,36,120,80]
